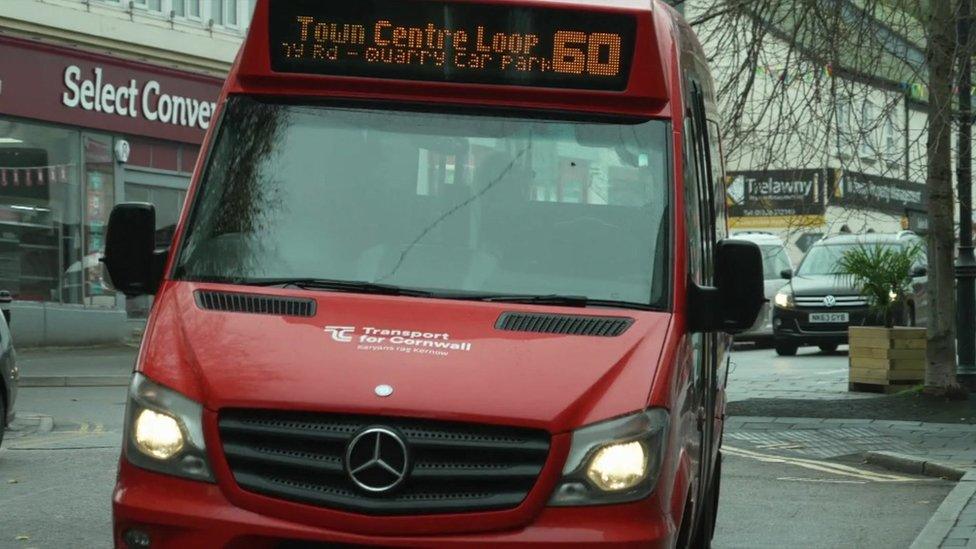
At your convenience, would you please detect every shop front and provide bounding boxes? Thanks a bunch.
[0,35,222,346]
[726,168,926,258]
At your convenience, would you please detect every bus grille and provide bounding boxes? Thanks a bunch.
[218,409,551,516]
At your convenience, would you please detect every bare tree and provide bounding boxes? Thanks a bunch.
[924,0,963,395]
[686,0,967,394]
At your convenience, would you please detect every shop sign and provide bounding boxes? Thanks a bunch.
[726,169,828,219]
[0,36,222,144]
[62,66,216,131]
[834,171,924,216]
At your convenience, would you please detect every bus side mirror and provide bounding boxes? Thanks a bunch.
[780,268,793,280]
[103,203,166,297]
[689,240,765,334]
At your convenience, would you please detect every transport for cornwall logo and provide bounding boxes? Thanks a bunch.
[323,325,473,356]
[324,326,356,343]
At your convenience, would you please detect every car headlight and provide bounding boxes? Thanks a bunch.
[124,373,213,482]
[550,409,668,506]
[774,291,794,308]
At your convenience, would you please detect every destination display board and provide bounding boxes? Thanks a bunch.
[268,0,637,91]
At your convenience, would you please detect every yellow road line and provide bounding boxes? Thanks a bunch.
[724,445,919,482]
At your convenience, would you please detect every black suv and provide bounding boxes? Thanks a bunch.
[772,232,927,356]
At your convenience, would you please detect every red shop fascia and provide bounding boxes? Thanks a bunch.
[0,34,223,179]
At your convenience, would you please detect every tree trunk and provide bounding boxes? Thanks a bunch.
[925,0,961,394]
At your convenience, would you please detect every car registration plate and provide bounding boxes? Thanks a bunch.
[809,312,849,323]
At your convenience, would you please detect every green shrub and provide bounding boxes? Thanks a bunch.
[836,244,922,328]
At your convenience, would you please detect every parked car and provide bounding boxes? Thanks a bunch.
[772,231,927,356]
[733,232,794,343]
[0,290,16,449]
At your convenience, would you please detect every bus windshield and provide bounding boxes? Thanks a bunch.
[175,96,670,308]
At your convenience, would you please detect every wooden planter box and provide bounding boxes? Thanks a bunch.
[848,326,926,393]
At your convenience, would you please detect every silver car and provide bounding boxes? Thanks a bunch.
[732,232,793,343]
[0,292,16,449]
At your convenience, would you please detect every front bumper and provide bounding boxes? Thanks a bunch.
[772,305,874,345]
[113,461,675,548]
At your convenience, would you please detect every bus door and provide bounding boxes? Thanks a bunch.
[685,78,720,519]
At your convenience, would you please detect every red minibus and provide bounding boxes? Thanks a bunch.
[106,0,764,547]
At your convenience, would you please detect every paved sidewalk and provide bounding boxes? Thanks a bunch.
[725,416,976,474]
[726,346,976,549]
[17,345,136,387]
[724,416,976,548]
[912,472,976,549]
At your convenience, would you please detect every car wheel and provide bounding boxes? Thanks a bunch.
[774,342,798,356]
[819,343,838,353]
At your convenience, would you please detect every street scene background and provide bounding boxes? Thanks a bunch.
[2,0,976,547]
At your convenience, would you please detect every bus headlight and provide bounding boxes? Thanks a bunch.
[774,291,794,308]
[124,373,214,482]
[586,440,648,491]
[550,409,668,506]
[134,409,184,459]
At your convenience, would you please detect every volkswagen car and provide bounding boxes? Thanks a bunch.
[772,232,927,356]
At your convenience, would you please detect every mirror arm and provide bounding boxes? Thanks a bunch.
[688,282,723,333]
[148,248,170,295]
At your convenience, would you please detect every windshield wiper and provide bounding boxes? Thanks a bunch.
[241,278,434,298]
[474,294,591,306]
[460,294,654,310]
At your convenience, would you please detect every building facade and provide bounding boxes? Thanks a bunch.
[688,0,935,261]
[0,0,252,345]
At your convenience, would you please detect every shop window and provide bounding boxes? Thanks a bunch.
[0,118,84,304]
[83,136,117,307]
[125,184,186,248]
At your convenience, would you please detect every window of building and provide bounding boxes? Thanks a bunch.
[836,100,851,136]
[224,0,238,26]
[860,100,878,158]
[885,113,898,160]
[207,0,243,28]
[0,118,85,304]
[107,0,162,12]
[172,0,202,19]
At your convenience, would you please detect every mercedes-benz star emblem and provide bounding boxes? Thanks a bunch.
[345,427,409,493]
[823,295,837,308]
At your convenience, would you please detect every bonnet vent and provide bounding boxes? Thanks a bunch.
[496,313,633,337]
[195,291,316,317]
